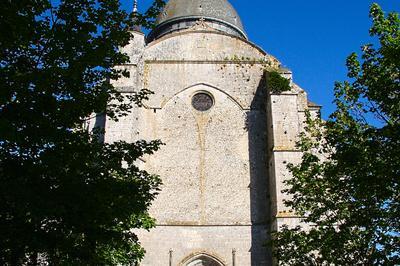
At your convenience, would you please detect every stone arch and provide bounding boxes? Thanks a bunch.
[145,30,273,61]
[180,252,226,266]
[161,82,245,111]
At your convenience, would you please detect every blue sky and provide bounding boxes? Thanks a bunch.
[121,0,399,118]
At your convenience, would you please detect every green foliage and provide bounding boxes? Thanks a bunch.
[272,4,399,265]
[0,0,165,264]
[266,71,291,93]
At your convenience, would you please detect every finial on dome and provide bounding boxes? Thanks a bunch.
[131,0,142,32]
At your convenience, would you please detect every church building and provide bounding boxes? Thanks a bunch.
[103,0,321,265]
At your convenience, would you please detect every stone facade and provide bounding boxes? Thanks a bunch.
[93,2,321,265]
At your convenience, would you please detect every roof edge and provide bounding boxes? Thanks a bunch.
[148,16,247,42]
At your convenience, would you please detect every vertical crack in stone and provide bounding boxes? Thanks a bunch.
[195,113,210,224]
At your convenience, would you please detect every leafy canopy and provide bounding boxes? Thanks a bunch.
[0,0,164,265]
[272,4,399,266]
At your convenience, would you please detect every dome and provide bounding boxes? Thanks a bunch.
[147,0,247,41]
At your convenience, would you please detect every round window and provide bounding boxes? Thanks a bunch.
[192,92,214,111]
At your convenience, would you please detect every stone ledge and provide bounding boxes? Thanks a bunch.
[144,60,275,65]
[272,147,301,152]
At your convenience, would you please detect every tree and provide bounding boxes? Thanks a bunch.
[272,4,399,265]
[0,0,165,264]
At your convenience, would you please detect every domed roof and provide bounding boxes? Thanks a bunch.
[148,0,247,41]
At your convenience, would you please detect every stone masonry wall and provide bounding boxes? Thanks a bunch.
[106,28,320,266]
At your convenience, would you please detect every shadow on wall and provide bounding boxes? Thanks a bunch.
[247,74,272,266]
[94,113,106,143]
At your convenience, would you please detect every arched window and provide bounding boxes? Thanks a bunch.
[184,253,225,266]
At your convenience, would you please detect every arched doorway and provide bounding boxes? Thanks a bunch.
[183,253,225,266]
